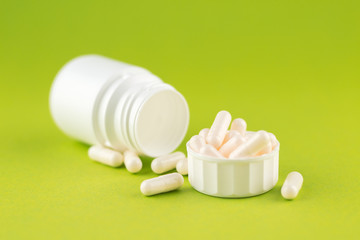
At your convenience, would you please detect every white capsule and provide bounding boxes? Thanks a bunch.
[140,173,184,196]
[200,144,224,158]
[229,130,270,158]
[268,132,278,150]
[206,111,232,149]
[88,145,123,167]
[255,141,272,156]
[199,128,210,139]
[281,172,303,200]
[244,131,255,140]
[123,150,142,173]
[151,152,186,174]
[223,130,241,144]
[219,135,246,157]
[188,135,206,153]
[230,118,247,136]
[176,158,188,175]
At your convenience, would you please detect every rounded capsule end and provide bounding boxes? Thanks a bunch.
[281,186,298,200]
[176,159,188,175]
[151,160,163,174]
[126,158,142,173]
[140,181,152,196]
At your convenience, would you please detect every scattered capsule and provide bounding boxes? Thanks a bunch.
[176,158,188,175]
[123,150,142,173]
[229,130,270,159]
[151,152,186,174]
[188,135,206,153]
[88,145,123,167]
[206,111,232,149]
[230,118,247,136]
[200,144,224,158]
[219,135,245,157]
[140,173,184,196]
[199,128,210,139]
[281,172,303,200]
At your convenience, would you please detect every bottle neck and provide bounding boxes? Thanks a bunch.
[94,72,182,155]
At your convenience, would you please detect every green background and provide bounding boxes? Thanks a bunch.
[1,0,359,239]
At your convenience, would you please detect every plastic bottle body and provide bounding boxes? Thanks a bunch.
[50,55,189,157]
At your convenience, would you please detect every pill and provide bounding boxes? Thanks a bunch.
[219,135,245,157]
[188,135,206,153]
[206,111,232,149]
[200,144,224,158]
[140,173,184,196]
[229,130,270,158]
[244,131,255,140]
[176,158,188,175]
[281,171,303,200]
[230,118,247,136]
[223,130,241,144]
[268,132,278,149]
[88,145,123,167]
[255,141,272,156]
[151,152,186,174]
[123,150,142,173]
[199,128,210,139]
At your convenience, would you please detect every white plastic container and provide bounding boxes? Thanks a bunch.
[187,138,279,198]
[50,55,189,157]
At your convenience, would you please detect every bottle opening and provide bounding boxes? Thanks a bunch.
[134,89,189,157]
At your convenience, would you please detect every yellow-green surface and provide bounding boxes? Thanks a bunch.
[1,0,360,239]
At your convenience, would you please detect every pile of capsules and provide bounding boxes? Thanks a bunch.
[188,111,278,159]
[88,110,303,199]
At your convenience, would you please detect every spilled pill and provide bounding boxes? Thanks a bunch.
[124,150,142,173]
[200,144,224,158]
[151,152,186,174]
[229,130,270,158]
[281,171,303,200]
[176,158,188,175]
[189,135,206,152]
[230,118,247,136]
[206,111,232,149]
[140,173,184,196]
[88,145,123,167]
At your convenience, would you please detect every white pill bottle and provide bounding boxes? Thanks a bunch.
[49,55,189,157]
